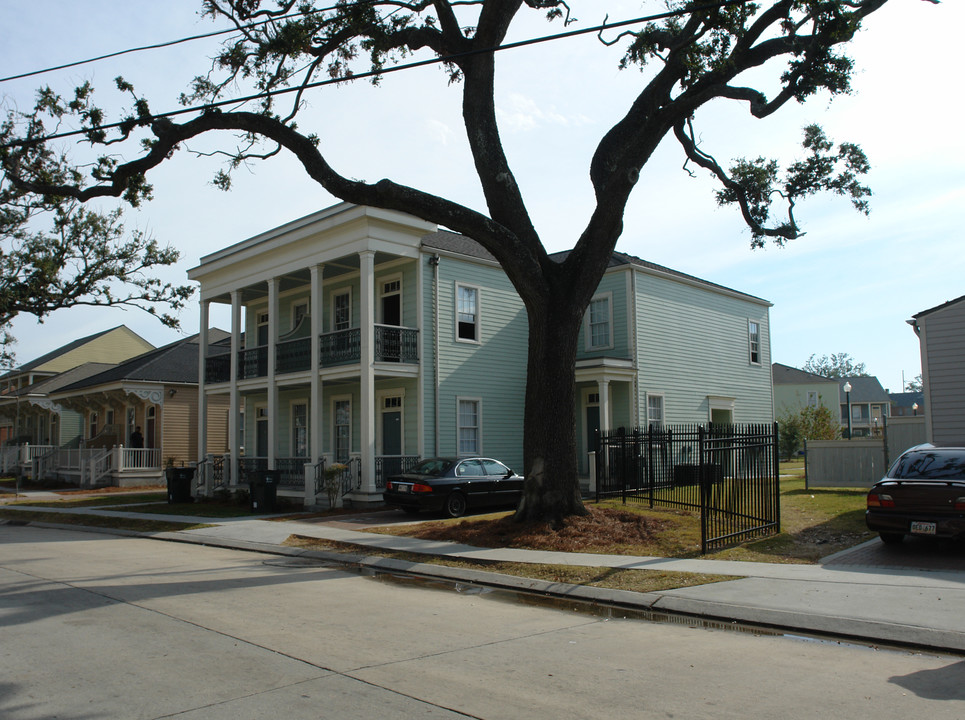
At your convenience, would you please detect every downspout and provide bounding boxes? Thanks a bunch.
[430,254,441,456]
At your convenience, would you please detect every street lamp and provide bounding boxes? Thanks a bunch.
[843,381,853,440]
[912,402,919,416]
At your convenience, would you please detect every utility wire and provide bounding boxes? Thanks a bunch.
[5,0,748,148]
[0,1,359,84]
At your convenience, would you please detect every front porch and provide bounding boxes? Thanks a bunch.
[193,453,421,509]
[4,443,165,488]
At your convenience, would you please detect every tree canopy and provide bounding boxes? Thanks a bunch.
[803,352,869,378]
[0,96,194,368]
[0,0,901,524]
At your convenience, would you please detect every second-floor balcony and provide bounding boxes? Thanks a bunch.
[205,325,419,384]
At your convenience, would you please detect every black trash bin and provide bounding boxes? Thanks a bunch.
[249,470,279,512]
[166,467,195,504]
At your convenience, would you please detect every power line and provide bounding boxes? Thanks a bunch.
[0,1,355,84]
[5,0,748,148]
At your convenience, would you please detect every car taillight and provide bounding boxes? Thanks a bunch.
[867,493,895,508]
[955,497,965,511]
[386,481,394,490]
[412,483,433,493]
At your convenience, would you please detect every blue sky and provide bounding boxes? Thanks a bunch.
[2,0,962,394]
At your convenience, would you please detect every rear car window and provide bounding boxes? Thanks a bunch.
[891,450,965,480]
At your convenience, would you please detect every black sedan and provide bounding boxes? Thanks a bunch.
[866,445,965,544]
[383,457,524,518]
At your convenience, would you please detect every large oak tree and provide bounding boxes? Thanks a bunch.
[1,0,899,524]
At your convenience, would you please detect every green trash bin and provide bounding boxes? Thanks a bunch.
[166,467,195,504]
[249,470,279,512]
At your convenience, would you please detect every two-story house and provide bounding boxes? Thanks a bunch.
[837,375,891,438]
[771,363,840,418]
[189,203,774,507]
[0,326,155,470]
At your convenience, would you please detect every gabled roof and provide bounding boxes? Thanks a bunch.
[12,363,116,397]
[421,231,770,305]
[53,329,230,394]
[912,293,965,321]
[837,376,891,403]
[0,326,118,379]
[772,363,838,385]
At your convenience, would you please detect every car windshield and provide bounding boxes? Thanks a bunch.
[410,459,453,477]
[891,450,965,480]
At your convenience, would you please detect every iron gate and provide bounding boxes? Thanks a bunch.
[596,423,780,553]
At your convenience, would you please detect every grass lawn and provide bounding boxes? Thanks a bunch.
[366,458,872,564]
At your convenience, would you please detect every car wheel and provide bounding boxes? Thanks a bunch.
[444,491,467,518]
[879,532,904,545]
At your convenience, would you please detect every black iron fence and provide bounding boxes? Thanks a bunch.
[597,423,780,553]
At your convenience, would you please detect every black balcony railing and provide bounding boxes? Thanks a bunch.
[205,353,231,384]
[277,337,311,374]
[375,325,419,363]
[206,326,419,380]
[240,346,268,379]
[320,327,361,366]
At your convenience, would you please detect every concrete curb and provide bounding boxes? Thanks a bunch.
[7,517,965,655]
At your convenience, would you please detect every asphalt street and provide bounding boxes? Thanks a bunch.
[2,523,964,720]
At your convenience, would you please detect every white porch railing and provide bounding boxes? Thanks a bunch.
[89,448,114,487]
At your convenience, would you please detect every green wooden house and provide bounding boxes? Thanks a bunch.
[189,203,773,507]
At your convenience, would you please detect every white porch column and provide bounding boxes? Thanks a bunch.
[359,250,376,495]
[597,379,611,436]
[267,277,279,470]
[229,291,242,486]
[310,264,323,465]
[197,300,209,465]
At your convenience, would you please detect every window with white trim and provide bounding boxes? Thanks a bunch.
[457,398,480,455]
[333,290,351,332]
[587,295,612,350]
[257,311,269,346]
[456,284,479,342]
[748,320,761,365]
[647,395,664,428]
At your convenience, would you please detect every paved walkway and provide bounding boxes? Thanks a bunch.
[3,490,964,654]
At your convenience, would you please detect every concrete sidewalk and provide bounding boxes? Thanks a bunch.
[3,496,964,653]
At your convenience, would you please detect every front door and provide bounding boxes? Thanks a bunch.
[380,401,403,479]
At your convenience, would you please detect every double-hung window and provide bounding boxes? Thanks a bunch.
[456,285,479,342]
[647,395,664,428]
[748,320,761,365]
[333,290,351,331]
[587,295,612,350]
[458,399,480,455]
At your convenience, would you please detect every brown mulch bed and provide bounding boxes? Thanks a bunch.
[399,507,679,554]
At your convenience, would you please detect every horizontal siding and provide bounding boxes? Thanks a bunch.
[432,256,527,470]
[922,301,965,444]
[634,269,772,424]
[577,270,631,361]
[162,394,195,466]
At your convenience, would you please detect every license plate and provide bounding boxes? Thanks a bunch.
[910,521,937,535]
[396,484,410,494]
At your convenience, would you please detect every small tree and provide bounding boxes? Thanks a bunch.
[779,404,838,460]
[778,410,803,461]
[799,404,839,442]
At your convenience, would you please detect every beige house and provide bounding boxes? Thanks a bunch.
[0,326,154,451]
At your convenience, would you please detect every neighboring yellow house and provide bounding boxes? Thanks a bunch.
[0,326,155,448]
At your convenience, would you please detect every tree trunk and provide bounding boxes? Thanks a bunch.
[513,291,589,527]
